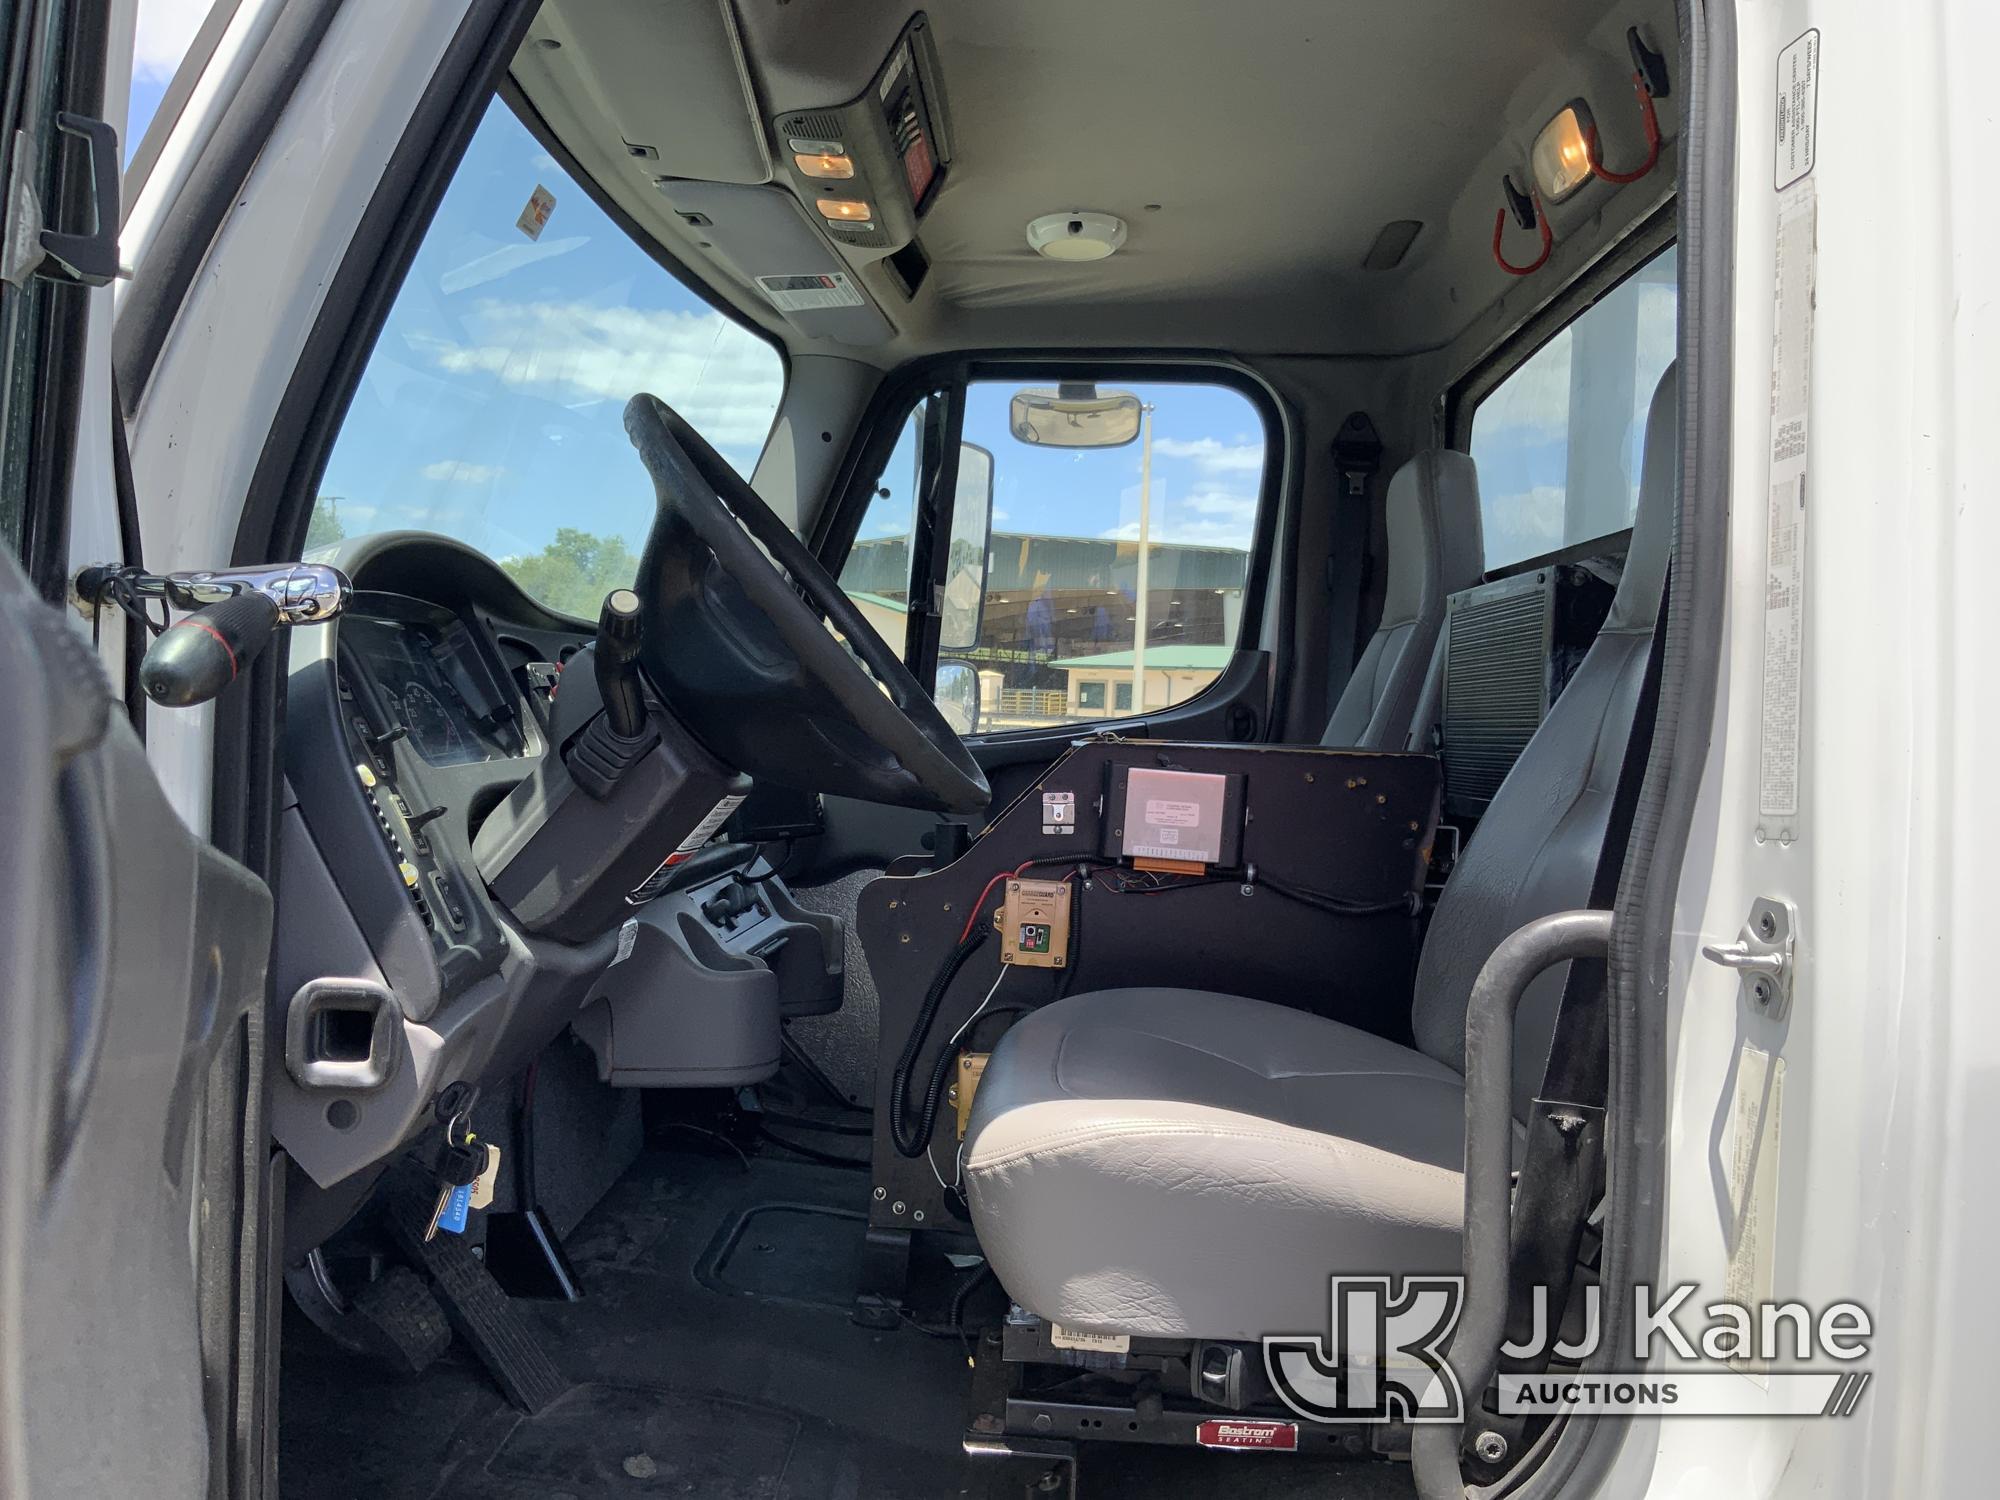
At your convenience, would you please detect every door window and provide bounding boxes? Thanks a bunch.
[1469,246,1677,569]
[311,97,785,619]
[836,401,927,661]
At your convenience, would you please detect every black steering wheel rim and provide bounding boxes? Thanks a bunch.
[623,393,990,815]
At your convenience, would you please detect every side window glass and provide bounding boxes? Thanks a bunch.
[836,403,925,661]
[951,378,1266,732]
[312,97,785,618]
[1470,245,1677,569]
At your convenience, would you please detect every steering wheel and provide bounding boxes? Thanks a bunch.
[623,393,990,815]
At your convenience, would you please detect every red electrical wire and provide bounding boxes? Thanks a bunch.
[1492,195,1552,276]
[1585,71,1662,185]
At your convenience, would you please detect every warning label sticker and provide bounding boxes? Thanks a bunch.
[756,272,867,312]
[1775,30,1819,190]
[1758,181,1816,823]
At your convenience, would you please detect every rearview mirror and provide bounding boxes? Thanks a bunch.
[1008,384,1142,449]
[939,441,994,653]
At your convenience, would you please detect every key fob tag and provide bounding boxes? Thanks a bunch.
[436,1182,473,1235]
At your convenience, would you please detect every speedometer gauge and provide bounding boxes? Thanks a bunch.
[401,682,465,762]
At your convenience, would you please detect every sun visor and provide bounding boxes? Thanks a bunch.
[655,181,895,347]
[532,0,769,185]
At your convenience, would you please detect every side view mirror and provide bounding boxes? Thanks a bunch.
[934,659,981,737]
[1008,384,1142,448]
[938,441,994,654]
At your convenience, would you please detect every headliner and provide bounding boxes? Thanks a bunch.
[516,0,1678,365]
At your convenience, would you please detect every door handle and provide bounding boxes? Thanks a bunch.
[33,112,122,287]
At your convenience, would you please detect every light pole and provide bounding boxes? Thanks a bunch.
[1132,402,1154,715]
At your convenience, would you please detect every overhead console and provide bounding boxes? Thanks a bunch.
[769,13,952,254]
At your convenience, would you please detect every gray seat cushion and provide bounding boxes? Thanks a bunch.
[963,988,1467,1341]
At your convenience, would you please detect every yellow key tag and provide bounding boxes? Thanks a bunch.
[469,1143,502,1210]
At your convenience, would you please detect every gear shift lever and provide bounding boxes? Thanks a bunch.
[594,588,647,739]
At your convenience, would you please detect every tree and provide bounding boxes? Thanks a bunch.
[305,495,348,551]
[500,528,640,619]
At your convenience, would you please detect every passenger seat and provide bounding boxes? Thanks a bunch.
[962,367,1676,1343]
[1320,450,1482,748]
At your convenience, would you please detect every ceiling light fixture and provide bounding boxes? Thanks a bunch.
[1530,104,1596,201]
[1026,211,1127,261]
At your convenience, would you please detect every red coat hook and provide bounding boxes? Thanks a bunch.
[1585,71,1662,185]
[1492,193,1552,276]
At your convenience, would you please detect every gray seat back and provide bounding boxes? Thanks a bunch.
[1321,450,1483,749]
[1409,365,1677,1118]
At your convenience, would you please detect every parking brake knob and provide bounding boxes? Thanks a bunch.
[595,588,647,740]
[139,588,282,707]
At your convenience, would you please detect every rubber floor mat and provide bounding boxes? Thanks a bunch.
[696,1201,865,1311]
[484,1384,798,1496]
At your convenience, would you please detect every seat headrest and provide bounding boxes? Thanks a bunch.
[1380,449,1484,628]
[1605,363,1678,632]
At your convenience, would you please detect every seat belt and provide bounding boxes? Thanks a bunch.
[1322,414,1382,722]
[1498,575,1670,1370]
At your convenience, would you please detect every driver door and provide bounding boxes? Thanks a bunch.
[0,0,273,1494]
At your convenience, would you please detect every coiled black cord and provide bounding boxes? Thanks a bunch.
[889,926,990,1157]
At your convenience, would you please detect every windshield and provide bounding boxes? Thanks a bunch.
[311,98,785,618]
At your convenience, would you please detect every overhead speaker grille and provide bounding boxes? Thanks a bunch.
[781,111,844,143]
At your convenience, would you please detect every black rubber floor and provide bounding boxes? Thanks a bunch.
[281,1138,1414,1500]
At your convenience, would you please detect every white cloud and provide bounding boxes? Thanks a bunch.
[1152,436,1264,475]
[419,460,507,484]
[1181,488,1256,523]
[422,299,784,463]
[134,0,216,80]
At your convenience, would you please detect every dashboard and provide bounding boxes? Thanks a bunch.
[270,532,838,1238]
[339,596,533,768]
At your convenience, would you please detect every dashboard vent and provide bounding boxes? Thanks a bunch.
[1441,572,1553,817]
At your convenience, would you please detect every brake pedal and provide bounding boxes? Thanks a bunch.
[349,1265,452,1374]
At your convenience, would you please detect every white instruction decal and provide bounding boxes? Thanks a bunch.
[1724,1044,1785,1378]
[757,272,866,313]
[1050,1324,1130,1354]
[612,917,639,966]
[1759,181,1816,823]
[1144,799,1201,828]
[1775,31,1819,189]
[516,184,556,241]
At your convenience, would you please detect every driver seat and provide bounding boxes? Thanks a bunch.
[961,366,1677,1342]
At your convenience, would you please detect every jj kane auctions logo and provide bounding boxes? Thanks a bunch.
[1263,1277,1873,1423]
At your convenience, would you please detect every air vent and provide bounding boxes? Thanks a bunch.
[783,111,845,144]
[1438,562,1619,819]
[1363,219,1423,270]
[1441,573,1552,817]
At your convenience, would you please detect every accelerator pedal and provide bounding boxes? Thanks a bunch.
[387,1174,569,1414]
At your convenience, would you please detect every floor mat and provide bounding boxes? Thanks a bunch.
[697,1201,866,1312]
[283,1144,973,1500]
[484,1384,798,1496]
[282,1138,1417,1500]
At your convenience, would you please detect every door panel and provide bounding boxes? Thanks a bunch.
[0,549,272,1493]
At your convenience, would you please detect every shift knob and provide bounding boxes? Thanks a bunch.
[594,588,647,739]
